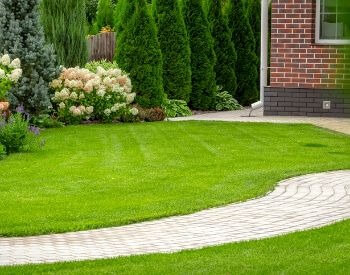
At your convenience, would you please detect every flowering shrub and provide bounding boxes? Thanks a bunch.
[0,54,22,101]
[50,66,138,124]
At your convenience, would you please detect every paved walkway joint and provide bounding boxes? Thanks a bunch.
[1,170,350,266]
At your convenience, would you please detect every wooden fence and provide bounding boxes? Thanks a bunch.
[87,32,116,62]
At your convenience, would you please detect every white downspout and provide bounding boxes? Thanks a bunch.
[251,0,269,111]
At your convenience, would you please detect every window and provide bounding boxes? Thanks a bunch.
[316,0,350,44]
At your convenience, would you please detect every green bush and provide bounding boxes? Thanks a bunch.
[30,114,64,129]
[93,0,115,33]
[208,0,237,97]
[183,0,217,110]
[162,99,192,118]
[41,0,88,67]
[86,0,99,24]
[153,0,192,102]
[215,90,242,111]
[0,113,33,154]
[138,107,166,122]
[116,0,165,108]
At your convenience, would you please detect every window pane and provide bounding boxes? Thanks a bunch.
[337,14,350,39]
[323,0,337,13]
[320,14,337,39]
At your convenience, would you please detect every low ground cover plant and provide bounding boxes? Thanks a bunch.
[51,65,138,124]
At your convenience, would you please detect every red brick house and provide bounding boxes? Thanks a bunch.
[261,0,350,117]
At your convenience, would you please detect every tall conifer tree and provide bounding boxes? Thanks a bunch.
[154,0,192,102]
[183,0,216,110]
[208,0,237,96]
[227,0,258,105]
[0,0,59,113]
[94,0,114,32]
[116,0,165,108]
[41,0,88,67]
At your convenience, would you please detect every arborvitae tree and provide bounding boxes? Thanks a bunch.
[227,0,258,105]
[94,0,115,32]
[154,0,191,102]
[183,0,217,110]
[0,0,59,114]
[116,0,165,108]
[208,0,237,96]
[86,0,99,25]
[247,0,261,91]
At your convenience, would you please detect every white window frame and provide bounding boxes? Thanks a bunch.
[315,0,350,45]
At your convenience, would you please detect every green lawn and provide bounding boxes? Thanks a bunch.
[1,121,350,237]
[2,219,350,274]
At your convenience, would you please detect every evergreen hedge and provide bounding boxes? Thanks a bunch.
[208,0,237,97]
[94,0,115,33]
[227,0,258,105]
[0,0,59,114]
[116,0,165,108]
[183,0,217,110]
[41,0,88,67]
[154,0,192,102]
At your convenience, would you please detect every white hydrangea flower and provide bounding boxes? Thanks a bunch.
[70,92,78,100]
[104,108,111,116]
[126,93,136,104]
[86,106,94,114]
[10,58,21,69]
[50,79,62,89]
[58,102,66,109]
[130,107,139,116]
[97,89,106,97]
[78,105,86,113]
[60,88,70,100]
[0,69,5,79]
[9,69,22,83]
[72,108,82,116]
[69,106,76,112]
[1,54,11,66]
[96,66,106,77]
[111,105,117,112]
[79,93,85,99]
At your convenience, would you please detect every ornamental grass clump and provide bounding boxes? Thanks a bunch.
[0,54,22,104]
[51,66,138,124]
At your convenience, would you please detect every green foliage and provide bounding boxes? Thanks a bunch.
[85,60,120,72]
[215,90,242,111]
[183,0,217,110]
[0,143,5,160]
[116,0,165,108]
[30,114,64,129]
[247,0,261,91]
[86,0,99,24]
[94,0,115,33]
[0,0,59,114]
[208,0,237,97]
[154,0,192,102]
[0,113,34,154]
[41,0,88,67]
[227,0,258,105]
[162,99,192,118]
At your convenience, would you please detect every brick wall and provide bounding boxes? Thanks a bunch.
[270,0,350,89]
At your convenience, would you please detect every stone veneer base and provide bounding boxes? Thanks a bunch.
[264,87,350,118]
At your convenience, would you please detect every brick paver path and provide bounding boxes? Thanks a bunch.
[1,171,349,266]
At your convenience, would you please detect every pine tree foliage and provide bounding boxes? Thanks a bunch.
[247,0,261,91]
[227,0,258,105]
[154,0,192,102]
[41,0,88,67]
[183,0,217,110]
[116,0,165,108]
[0,0,59,114]
[208,0,237,96]
[94,0,115,32]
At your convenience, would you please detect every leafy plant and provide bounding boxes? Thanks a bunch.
[0,113,37,154]
[162,99,192,118]
[215,90,242,111]
[85,60,120,72]
[30,114,64,128]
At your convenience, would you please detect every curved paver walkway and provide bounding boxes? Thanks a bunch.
[1,170,350,266]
